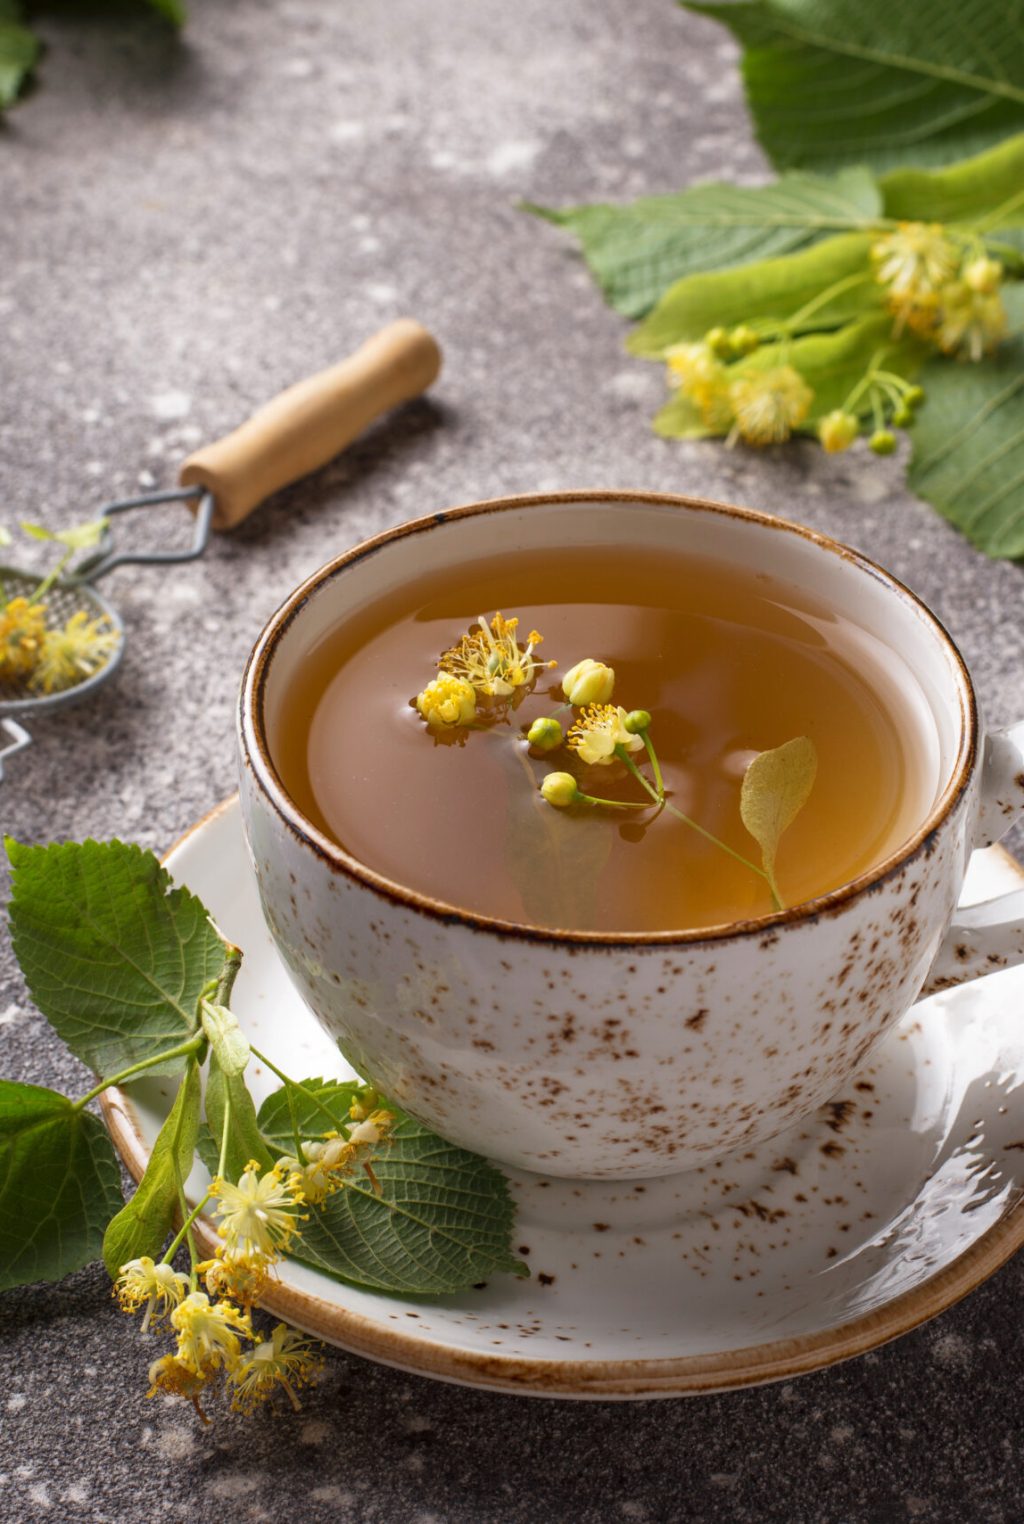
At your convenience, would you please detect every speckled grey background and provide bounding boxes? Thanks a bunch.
[2,3,1023,1521]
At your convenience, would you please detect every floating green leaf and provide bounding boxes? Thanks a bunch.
[629,233,880,358]
[686,0,1024,173]
[102,1060,201,1277]
[294,1112,528,1295]
[6,839,228,1079]
[907,302,1024,559]
[0,1079,123,1290]
[257,1077,365,1155]
[528,168,881,318]
[740,737,818,904]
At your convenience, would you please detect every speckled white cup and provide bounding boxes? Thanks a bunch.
[238,492,1024,1179]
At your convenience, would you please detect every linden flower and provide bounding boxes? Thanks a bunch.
[936,281,1008,362]
[562,658,615,706]
[114,1256,190,1331]
[171,1291,253,1376]
[228,1322,324,1416]
[568,704,645,766]
[209,1160,303,1260]
[279,1109,396,1205]
[665,342,733,429]
[727,366,813,447]
[818,409,859,453]
[199,1250,271,1308]
[872,222,958,302]
[29,609,119,694]
[147,1353,212,1423]
[440,612,555,697]
[0,596,47,680]
[415,672,476,728]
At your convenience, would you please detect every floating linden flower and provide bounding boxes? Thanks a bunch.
[439,612,555,698]
[415,672,476,729]
[567,703,645,766]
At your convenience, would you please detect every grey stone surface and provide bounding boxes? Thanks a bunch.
[2,3,1023,1521]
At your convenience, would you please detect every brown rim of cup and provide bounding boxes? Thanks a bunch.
[240,489,979,949]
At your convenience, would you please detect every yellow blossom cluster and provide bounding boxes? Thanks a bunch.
[666,346,814,447]
[0,595,118,693]
[115,1161,320,1422]
[414,611,557,729]
[871,224,1007,360]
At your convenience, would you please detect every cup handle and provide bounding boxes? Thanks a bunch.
[921,722,1024,996]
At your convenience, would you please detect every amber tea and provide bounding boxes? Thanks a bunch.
[269,543,936,933]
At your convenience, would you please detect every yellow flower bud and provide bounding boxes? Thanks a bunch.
[963,256,1002,295]
[415,673,476,728]
[817,410,859,453]
[527,716,563,751]
[540,772,579,808]
[562,658,615,706]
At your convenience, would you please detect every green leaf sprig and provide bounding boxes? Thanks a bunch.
[1,837,526,1422]
[530,74,1024,556]
[0,0,184,113]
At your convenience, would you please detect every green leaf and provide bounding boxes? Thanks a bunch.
[102,1059,201,1277]
[881,134,1024,230]
[204,1057,273,1181]
[686,0,1024,173]
[257,1077,365,1155]
[907,300,1024,559]
[653,312,924,437]
[145,0,187,23]
[20,517,108,551]
[740,737,818,896]
[199,1000,249,1079]
[6,839,228,1079]
[0,1079,123,1290]
[294,1112,528,1295]
[528,168,881,318]
[629,233,880,358]
[0,2,39,112]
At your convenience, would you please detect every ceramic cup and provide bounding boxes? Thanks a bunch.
[238,492,1024,1179]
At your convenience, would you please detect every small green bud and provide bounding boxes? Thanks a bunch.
[892,405,913,428]
[869,429,896,455]
[540,772,579,809]
[963,255,1002,295]
[623,709,652,734]
[729,324,760,356]
[705,326,732,358]
[904,385,925,407]
[818,409,859,453]
[527,716,563,751]
[562,658,615,706]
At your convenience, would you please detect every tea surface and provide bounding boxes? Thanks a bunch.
[270,544,935,932]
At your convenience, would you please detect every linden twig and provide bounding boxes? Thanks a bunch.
[71,1032,205,1112]
[249,1045,342,1135]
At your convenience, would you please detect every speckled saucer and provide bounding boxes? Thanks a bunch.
[102,798,1024,1399]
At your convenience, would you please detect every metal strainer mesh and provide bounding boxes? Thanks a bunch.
[0,568,125,715]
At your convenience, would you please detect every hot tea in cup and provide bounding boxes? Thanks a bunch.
[239,492,1024,1178]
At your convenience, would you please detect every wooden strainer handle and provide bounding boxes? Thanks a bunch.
[179,319,442,530]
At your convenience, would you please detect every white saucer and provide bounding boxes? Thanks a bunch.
[102,797,1024,1399]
